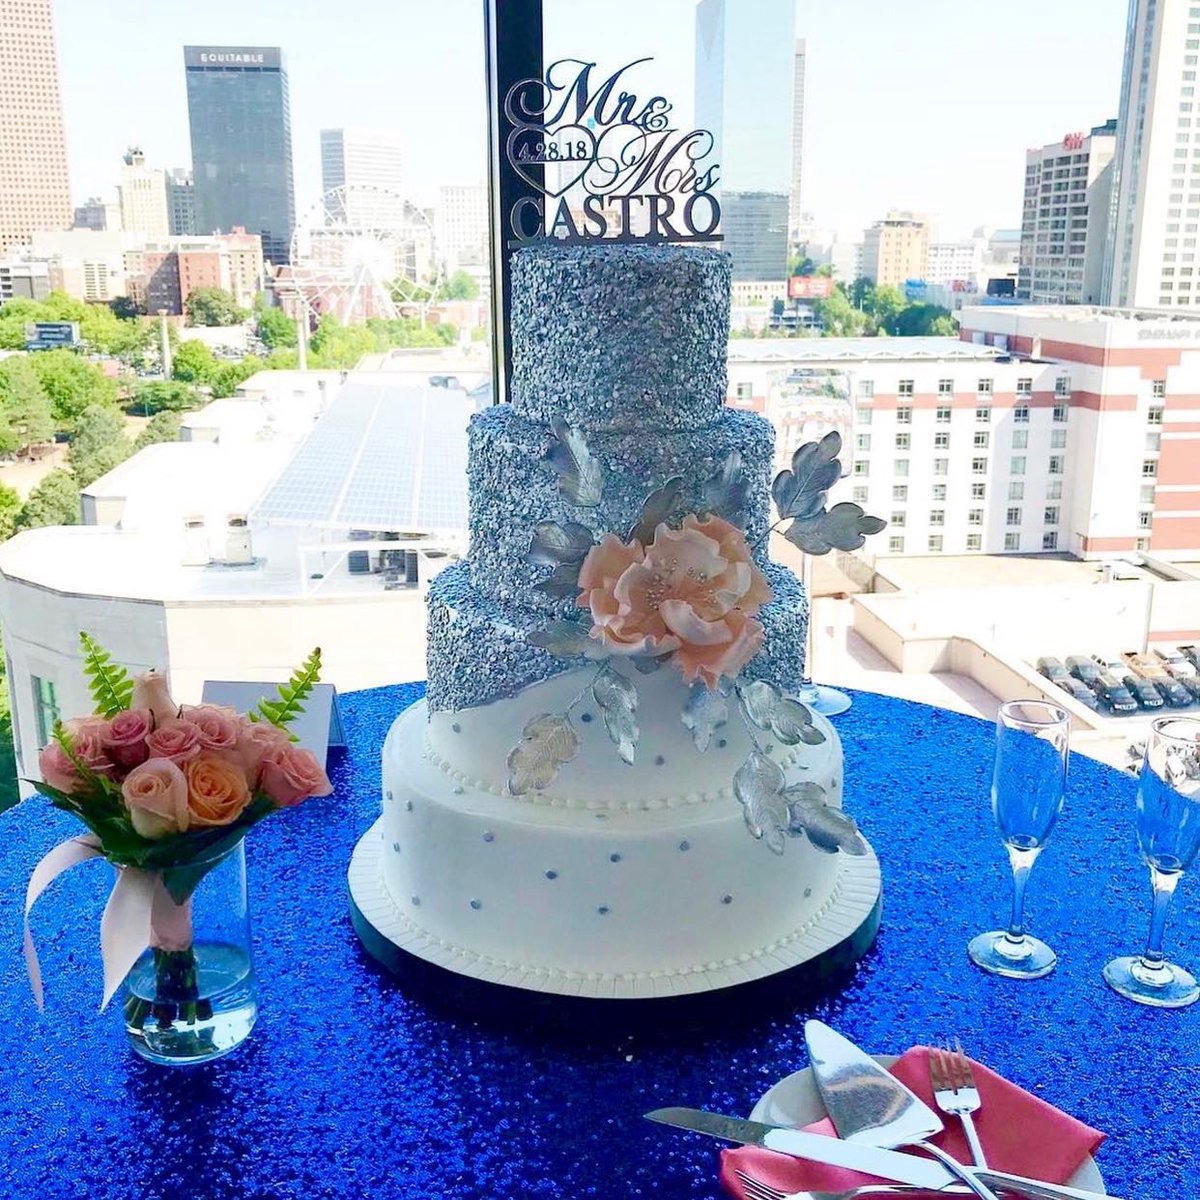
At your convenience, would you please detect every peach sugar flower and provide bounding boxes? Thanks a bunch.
[577,514,772,689]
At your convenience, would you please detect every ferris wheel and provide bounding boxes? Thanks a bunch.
[287,184,442,324]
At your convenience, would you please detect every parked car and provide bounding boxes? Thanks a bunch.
[428,374,461,389]
[1055,677,1100,710]
[1126,677,1166,710]
[1091,654,1136,682]
[1122,650,1169,680]
[1091,675,1139,714]
[1066,655,1102,685]
[1154,678,1195,708]
[1181,645,1200,672]
[1152,646,1198,679]
[1036,656,1070,683]
[1181,676,1200,704]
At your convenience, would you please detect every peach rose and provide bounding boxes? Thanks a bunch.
[102,708,153,773]
[259,743,333,808]
[122,758,190,839]
[38,739,82,794]
[235,720,293,786]
[131,671,178,727]
[183,752,251,827]
[575,516,772,687]
[145,718,202,766]
[178,705,241,754]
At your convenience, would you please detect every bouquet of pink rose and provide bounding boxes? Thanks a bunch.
[24,633,332,1017]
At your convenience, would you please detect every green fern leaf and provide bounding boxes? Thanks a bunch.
[79,631,134,718]
[254,647,322,733]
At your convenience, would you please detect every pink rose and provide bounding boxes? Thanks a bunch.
[178,705,241,754]
[38,739,81,794]
[102,708,153,773]
[131,671,179,727]
[145,718,202,765]
[62,716,116,778]
[122,758,190,839]
[235,720,293,786]
[575,515,772,688]
[259,743,333,808]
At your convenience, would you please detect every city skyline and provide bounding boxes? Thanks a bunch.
[51,0,1128,241]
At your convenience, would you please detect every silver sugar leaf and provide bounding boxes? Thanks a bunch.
[681,683,729,752]
[771,431,842,521]
[734,751,788,855]
[700,451,750,522]
[629,475,684,545]
[591,664,639,765]
[527,621,605,659]
[630,654,666,674]
[771,696,825,747]
[507,713,580,794]
[784,502,888,556]
[528,520,596,566]
[534,564,586,599]
[737,679,783,731]
[544,417,604,507]
[784,788,868,856]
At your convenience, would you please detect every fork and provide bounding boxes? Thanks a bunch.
[734,1167,969,1200]
[930,1040,988,1169]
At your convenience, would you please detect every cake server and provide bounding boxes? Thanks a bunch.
[803,1021,999,1200]
[643,1107,1121,1200]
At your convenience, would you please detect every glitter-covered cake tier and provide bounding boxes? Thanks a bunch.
[466,403,775,613]
[509,243,730,434]
[425,559,808,714]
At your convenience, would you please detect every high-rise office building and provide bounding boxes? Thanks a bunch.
[1018,122,1117,305]
[789,39,807,238]
[0,0,71,255]
[184,46,296,264]
[320,127,405,227]
[73,197,120,232]
[165,168,196,236]
[118,148,170,237]
[862,211,931,288]
[695,0,795,281]
[437,183,489,268]
[1105,0,1200,307]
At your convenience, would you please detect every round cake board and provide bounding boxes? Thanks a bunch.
[347,817,882,1032]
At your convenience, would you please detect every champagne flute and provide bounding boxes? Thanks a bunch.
[968,700,1069,979]
[1104,716,1200,1008]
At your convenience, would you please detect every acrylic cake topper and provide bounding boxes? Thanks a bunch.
[503,57,722,246]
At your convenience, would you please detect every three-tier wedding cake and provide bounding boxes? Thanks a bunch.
[348,243,880,1003]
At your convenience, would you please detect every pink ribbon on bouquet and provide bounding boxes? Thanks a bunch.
[24,835,191,1012]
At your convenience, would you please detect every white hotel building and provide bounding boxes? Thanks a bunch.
[726,305,1200,562]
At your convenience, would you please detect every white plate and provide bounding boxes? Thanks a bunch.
[749,1055,1106,1195]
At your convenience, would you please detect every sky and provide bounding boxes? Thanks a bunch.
[53,0,1130,240]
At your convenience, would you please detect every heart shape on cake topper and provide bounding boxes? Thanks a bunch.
[507,123,599,199]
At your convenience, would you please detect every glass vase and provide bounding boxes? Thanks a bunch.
[123,840,257,1065]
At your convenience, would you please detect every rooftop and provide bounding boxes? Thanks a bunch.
[728,337,1002,363]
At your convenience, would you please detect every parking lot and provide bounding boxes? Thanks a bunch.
[1033,645,1200,719]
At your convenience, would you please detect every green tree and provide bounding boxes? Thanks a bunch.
[172,339,218,384]
[16,469,80,530]
[0,298,49,350]
[39,291,88,322]
[133,411,183,451]
[850,277,874,310]
[210,357,260,398]
[256,305,297,350]
[893,303,957,337]
[30,350,119,427]
[69,404,131,487]
[185,287,247,327]
[813,288,870,337]
[0,357,54,449]
[130,379,202,414]
[109,296,145,320]
[867,284,907,333]
[0,482,22,541]
[442,269,480,300]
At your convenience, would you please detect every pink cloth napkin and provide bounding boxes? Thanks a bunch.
[719,1046,1105,1198]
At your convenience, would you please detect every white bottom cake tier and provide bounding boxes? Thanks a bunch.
[350,668,881,1000]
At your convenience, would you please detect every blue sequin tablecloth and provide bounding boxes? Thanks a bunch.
[2,685,1197,1198]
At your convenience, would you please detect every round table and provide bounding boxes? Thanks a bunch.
[1,685,1196,1198]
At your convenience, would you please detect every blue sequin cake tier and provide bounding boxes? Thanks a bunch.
[509,243,730,433]
[466,403,776,613]
[425,559,808,714]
